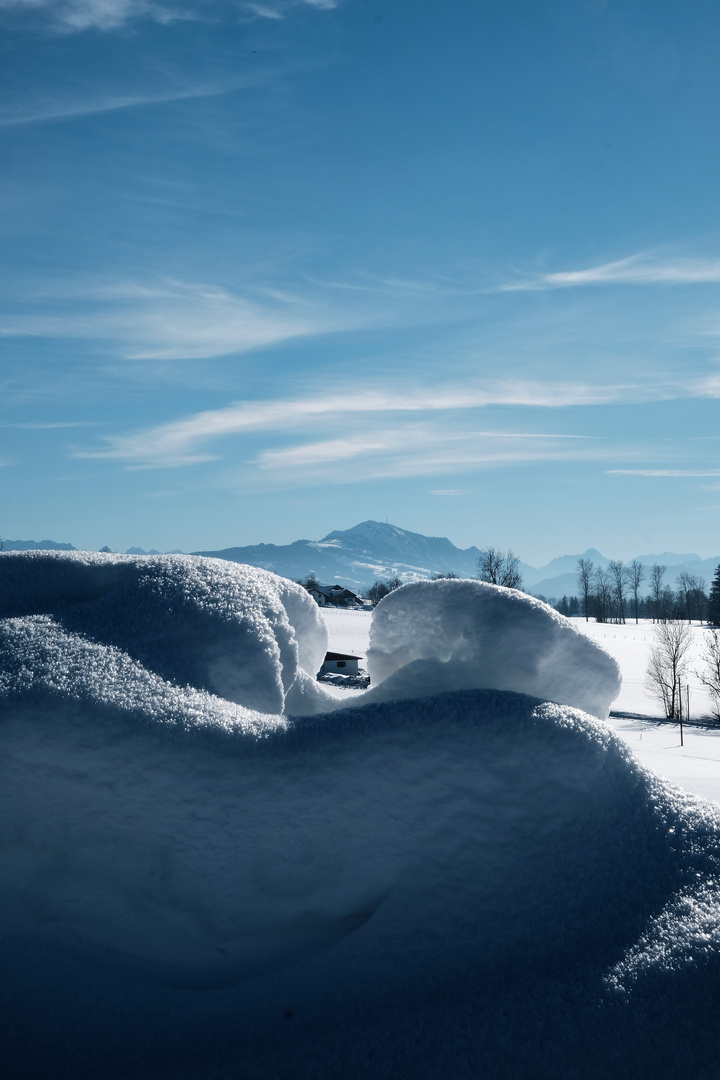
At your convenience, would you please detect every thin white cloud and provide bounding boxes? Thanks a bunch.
[690,375,720,398]
[0,0,336,33]
[503,254,720,292]
[252,427,616,486]
[244,2,283,18]
[0,0,190,31]
[258,434,399,469]
[0,81,246,128]
[608,469,720,477]
[0,277,335,359]
[5,421,102,429]
[430,488,471,496]
[74,385,604,469]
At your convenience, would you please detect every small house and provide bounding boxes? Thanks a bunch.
[320,651,363,676]
[306,584,362,608]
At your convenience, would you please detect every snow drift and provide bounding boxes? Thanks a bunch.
[366,578,621,718]
[2,552,720,1079]
[0,550,333,716]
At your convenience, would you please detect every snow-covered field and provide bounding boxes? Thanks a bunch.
[4,554,720,1079]
[323,608,720,804]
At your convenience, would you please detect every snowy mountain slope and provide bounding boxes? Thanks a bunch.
[194,520,486,588]
[195,524,720,597]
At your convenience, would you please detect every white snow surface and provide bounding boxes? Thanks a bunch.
[0,549,334,717]
[364,579,621,719]
[4,554,720,1078]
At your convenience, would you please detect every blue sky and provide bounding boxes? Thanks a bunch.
[2,0,720,563]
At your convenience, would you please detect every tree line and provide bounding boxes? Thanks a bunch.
[570,558,720,626]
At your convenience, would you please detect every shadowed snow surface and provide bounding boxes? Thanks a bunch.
[1,553,720,1079]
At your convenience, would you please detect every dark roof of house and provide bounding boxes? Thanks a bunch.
[324,651,363,661]
[308,584,361,599]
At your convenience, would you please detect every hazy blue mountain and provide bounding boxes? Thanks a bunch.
[530,556,720,601]
[6,527,719,599]
[522,549,609,587]
[124,547,185,555]
[194,520,484,590]
[0,539,76,551]
[194,523,720,596]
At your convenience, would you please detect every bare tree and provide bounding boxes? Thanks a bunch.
[593,566,612,623]
[608,559,626,624]
[673,573,708,624]
[576,557,594,622]
[624,559,644,624]
[697,628,720,722]
[298,572,320,590]
[477,547,523,590]
[366,580,390,605]
[645,621,693,719]
[366,574,404,605]
[688,574,707,623]
[676,572,695,623]
[649,564,666,622]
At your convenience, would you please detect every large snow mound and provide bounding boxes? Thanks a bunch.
[365,578,621,718]
[4,553,720,1078]
[0,550,333,716]
[2,680,720,1077]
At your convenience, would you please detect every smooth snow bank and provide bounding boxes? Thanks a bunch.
[1,672,653,990]
[0,550,333,716]
[3,681,720,1078]
[365,579,621,719]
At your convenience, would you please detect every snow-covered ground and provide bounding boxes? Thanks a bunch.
[320,607,372,659]
[571,617,714,718]
[4,555,720,1079]
[322,607,720,804]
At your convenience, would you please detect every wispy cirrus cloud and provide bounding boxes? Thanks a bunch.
[0,80,245,128]
[0,0,336,33]
[73,382,624,470]
[0,277,340,359]
[3,420,102,429]
[254,427,602,485]
[76,366,720,471]
[502,254,720,292]
[0,0,192,31]
[608,469,720,477]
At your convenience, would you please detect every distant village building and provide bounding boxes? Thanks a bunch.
[306,583,362,608]
[320,651,363,676]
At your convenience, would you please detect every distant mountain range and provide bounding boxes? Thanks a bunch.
[194,521,720,596]
[4,523,719,598]
[0,539,76,551]
[193,520,483,589]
